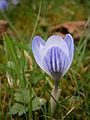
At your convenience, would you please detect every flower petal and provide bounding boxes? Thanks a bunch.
[32,36,45,70]
[63,34,74,75]
[43,47,70,78]
[42,35,69,61]
[32,35,74,78]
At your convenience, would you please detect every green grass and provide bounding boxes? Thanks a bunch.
[0,0,90,120]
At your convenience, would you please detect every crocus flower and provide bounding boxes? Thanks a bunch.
[0,0,8,10]
[32,34,74,114]
[32,34,74,82]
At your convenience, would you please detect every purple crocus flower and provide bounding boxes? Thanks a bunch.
[32,34,74,113]
[32,34,74,86]
[0,0,8,10]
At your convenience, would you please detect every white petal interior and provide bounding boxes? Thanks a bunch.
[42,35,69,63]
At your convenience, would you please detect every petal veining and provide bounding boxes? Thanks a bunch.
[42,47,70,78]
[42,35,69,60]
[32,34,74,78]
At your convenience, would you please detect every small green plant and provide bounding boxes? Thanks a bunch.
[3,35,46,119]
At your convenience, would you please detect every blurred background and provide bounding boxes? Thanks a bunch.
[0,0,90,40]
[0,0,90,120]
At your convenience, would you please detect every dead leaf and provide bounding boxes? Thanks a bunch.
[0,20,8,36]
[49,21,86,40]
[0,20,8,45]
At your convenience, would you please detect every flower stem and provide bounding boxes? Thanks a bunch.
[50,80,61,115]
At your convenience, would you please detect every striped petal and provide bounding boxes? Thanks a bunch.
[32,34,74,79]
[43,47,70,78]
[43,35,69,59]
